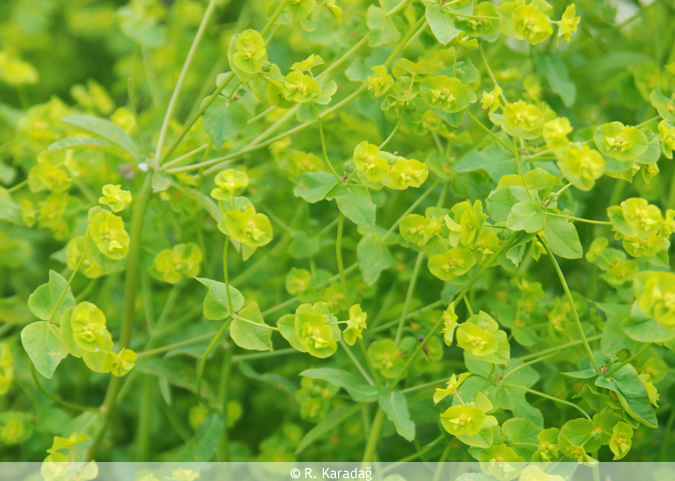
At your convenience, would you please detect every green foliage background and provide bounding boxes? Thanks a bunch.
[1,0,675,465]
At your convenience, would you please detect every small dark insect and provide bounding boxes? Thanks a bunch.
[417,335,425,342]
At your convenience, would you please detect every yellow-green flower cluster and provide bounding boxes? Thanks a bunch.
[61,302,137,377]
[608,198,672,257]
[230,29,267,80]
[635,271,675,328]
[351,141,429,190]
[98,184,131,212]
[151,242,202,284]
[211,169,249,200]
[87,208,130,260]
[343,304,368,346]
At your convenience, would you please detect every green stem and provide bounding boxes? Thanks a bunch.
[443,8,499,20]
[48,255,85,324]
[389,233,521,387]
[156,0,218,162]
[668,165,675,211]
[605,343,651,378]
[465,110,515,154]
[196,237,236,401]
[232,347,296,363]
[87,173,153,460]
[479,42,507,103]
[340,340,375,386]
[369,299,444,334]
[501,352,557,382]
[501,382,591,419]
[260,263,359,317]
[395,251,424,344]
[217,347,233,461]
[260,0,291,37]
[384,16,427,67]
[540,236,600,373]
[400,377,447,394]
[141,48,161,106]
[517,335,602,362]
[318,112,341,179]
[233,314,279,331]
[546,212,612,226]
[30,365,98,413]
[120,175,153,349]
[136,375,153,460]
[161,73,234,166]
[432,444,452,479]
[163,144,209,168]
[379,114,403,149]
[127,78,150,157]
[362,407,386,462]
[385,434,443,466]
[75,278,98,303]
[140,273,155,332]
[137,331,217,358]
[196,320,232,403]
[661,406,675,461]
[153,284,181,339]
[382,180,440,241]
[336,211,349,303]
[513,137,532,201]
[7,179,28,194]
[176,17,426,176]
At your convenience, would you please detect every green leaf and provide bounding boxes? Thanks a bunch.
[27,270,76,322]
[47,137,128,158]
[507,201,545,233]
[378,389,415,441]
[0,163,16,185]
[622,309,675,343]
[20,321,68,379]
[595,364,658,428]
[300,368,379,402]
[175,414,224,462]
[203,96,251,148]
[0,187,21,224]
[493,384,544,426]
[501,417,540,458]
[543,215,583,259]
[195,277,245,320]
[453,143,517,181]
[277,314,307,353]
[486,186,530,222]
[560,418,593,445]
[238,361,298,394]
[367,6,400,47]
[293,171,340,204]
[538,54,576,107]
[61,114,138,157]
[336,187,376,228]
[136,359,213,400]
[231,302,273,351]
[425,3,461,45]
[357,233,395,286]
[649,89,675,122]
[562,368,597,379]
[295,404,362,455]
[0,296,33,325]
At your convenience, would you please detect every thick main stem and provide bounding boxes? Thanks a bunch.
[362,407,385,462]
[336,211,349,303]
[87,173,153,460]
